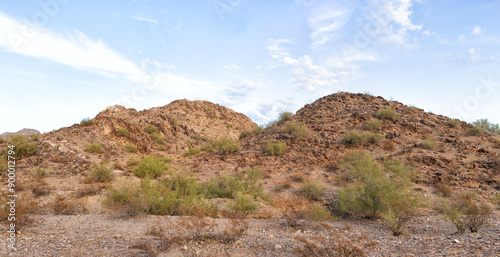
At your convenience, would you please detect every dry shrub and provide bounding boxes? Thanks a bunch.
[435,182,453,197]
[294,222,377,257]
[32,182,52,197]
[75,184,107,198]
[0,192,38,230]
[51,195,87,215]
[276,197,331,227]
[441,192,492,233]
[382,140,395,151]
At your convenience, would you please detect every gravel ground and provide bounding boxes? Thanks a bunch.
[0,213,498,257]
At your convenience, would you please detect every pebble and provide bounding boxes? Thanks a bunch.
[274,244,282,251]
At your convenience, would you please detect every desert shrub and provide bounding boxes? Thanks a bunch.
[125,143,138,153]
[278,112,293,123]
[157,145,168,151]
[87,161,114,182]
[145,124,158,134]
[300,179,325,201]
[204,168,266,200]
[126,156,139,166]
[200,143,214,152]
[117,128,129,137]
[212,137,241,154]
[31,134,40,141]
[33,167,50,178]
[150,132,166,145]
[447,118,460,128]
[468,126,485,136]
[32,182,51,197]
[472,119,500,136]
[342,131,364,147]
[435,182,453,197]
[363,132,383,144]
[9,135,38,159]
[420,137,438,149]
[80,118,94,126]
[183,147,201,157]
[132,155,169,178]
[0,137,6,144]
[75,184,107,198]
[0,193,38,230]
[363,118,382,131]
[282,121,310,139]
[84,142,105,153]
[294,222,377,257]
[51,195,87,215]
[336,151,417,224]
[492,193,500,208]
[239,126,264,139]
[441,192,492,233]
[277,197,308,227]
[107,175,212,216]
[264,141,288,155]
[375,107,400,121]
[228,192,259,216]
[304,202,332,221]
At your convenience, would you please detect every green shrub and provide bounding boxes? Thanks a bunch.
[125,144,138,153]
[84,142,104,153]
[363,118,382,131]
[278,112,293,123]
[363,132,383,144]
[300,179,325,201]
[264,141,288,155]
[157,145,168,151]
[342,131,364,147]
[184,147,201,157]
[9,135,38,159]
[336,151,416,225]
[420,137,438,149]
[447,118,460,128]
[441,192,492,233]
[228,192,259,216]
[132,155,169,178]
[212,137,241,154]
[150,132,166,145]
[145,124,158,134]
[87,162,114,182]
[375,107,400,121]
[107,175,212,216]
[239,126,264,139]
[471,119,500,135]
[30,134,40,141]
[204,168,266,200]
[126,156,139,166]
[0,137,6,144]
[282,121,310,139]
[80,118,94,126]
[200,144,215,152]
[117,128,129,137]
[468,126,485,136]
[304,202,332,221]
[33,167,50,178]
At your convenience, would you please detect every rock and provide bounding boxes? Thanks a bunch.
[453,239,459,243]
[274,244,282,251]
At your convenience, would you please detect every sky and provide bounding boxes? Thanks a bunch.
[0,0,499,133]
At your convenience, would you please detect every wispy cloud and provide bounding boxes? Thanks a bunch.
[445,48,498,65]
[308,5,353,46]
[132,15,158,25]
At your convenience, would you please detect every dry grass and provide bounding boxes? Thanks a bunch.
[294,222,377,257]
[50,194,87,215]
[75,184,107,198]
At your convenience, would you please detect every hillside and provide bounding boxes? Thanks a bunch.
[0,93,499,256]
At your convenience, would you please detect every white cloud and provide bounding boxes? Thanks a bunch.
[471,25,482,36]
[365,0,422,45]
[132,15,158,25]
[0,13,140,76]
[308,6,353,46]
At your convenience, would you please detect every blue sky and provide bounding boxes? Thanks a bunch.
[1,0,499,133]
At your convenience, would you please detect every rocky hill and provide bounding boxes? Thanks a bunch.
[183,92,499,193]
[0,128,40,140]
[1,93,499,256]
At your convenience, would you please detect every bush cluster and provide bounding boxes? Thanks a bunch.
[9,135,38,159]
[342,131,384,147]
[131,155,170,178]
[362,118,382,131]
[80,118,94,126]
[440,192,492,233]
[375,107,400,121]
[420,137,438,149]
[336,151,418,236]
[264,141,288,155]
[125,143,138,153]
[87,161,114,182]
[83,142,105,153]
[471,119,500,136]
[282,121,310,139]
[239,126,264,140]
[212,137,242,154]
[116,128,129,137]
